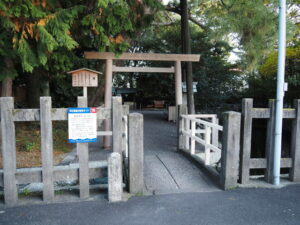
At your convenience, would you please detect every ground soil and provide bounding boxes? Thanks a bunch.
[0,121,73,168]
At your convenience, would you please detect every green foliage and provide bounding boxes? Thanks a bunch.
[20,188,31,196]
[23,141,36,152]
[248,46,300,105]
[167,0,298,71]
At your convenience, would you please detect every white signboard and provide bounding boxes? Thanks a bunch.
[68,107,97,143]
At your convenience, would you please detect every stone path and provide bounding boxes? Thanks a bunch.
[141,110,220,194]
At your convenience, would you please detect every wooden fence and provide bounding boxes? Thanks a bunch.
[178,105,241,190]
[240,98,300,184]
[0,96,132,205]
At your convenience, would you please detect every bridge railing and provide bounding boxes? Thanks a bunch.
[178,105,241,190]
[180,114,221,166]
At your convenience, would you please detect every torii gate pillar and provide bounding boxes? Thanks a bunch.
[175,61,183,106]
[103,59,113,148]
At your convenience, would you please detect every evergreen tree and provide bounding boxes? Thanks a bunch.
[0,0,161,105]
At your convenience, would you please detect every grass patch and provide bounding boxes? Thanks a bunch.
[0,121,73,168]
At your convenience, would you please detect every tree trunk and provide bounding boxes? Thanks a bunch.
[181,0,195,114]
[27,71,41,108]
[40,74,50,96]
[1,77,13,97]
[1,58,15,97]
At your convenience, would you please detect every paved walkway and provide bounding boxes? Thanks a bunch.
[1,185,300,225]
[141,110,219,194]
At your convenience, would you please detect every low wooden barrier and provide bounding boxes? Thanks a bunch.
[0,96,125,205]
[240,99,300,184]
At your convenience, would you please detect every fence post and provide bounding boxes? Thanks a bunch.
[221,111,241,190]
[290,99,300,181]
[265,99,276,183]
[128,113,144,194]
[113,97,122,154]
[240,99,253,184]
[177,104,187,151]
[40,97,54,202]
[0,97,17,205]
[108,152,123,202]
[77,97,89,199]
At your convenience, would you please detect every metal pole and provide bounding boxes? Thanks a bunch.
[273,0,286,185]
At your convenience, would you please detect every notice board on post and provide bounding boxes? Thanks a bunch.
[68,107,97,143]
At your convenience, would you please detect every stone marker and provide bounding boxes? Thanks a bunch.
[128,113,144,194]
[108,152,122,202]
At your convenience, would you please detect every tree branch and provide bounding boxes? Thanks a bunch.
[165,5,208,31]
[152,21,177,26]
[188,16,207,31]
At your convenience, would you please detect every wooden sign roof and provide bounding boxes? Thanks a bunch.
[67,68,102,75]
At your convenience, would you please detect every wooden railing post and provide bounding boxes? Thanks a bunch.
[190,120,196,155]
[205,126,211,165]
[290,99,300,181]
[240,98,253,184]
[265,99,276,183]
[108,152,123,202]
[40,97,54,202]
[112,97,122,154]
[77,97,89,199]
[221,111,241,190]
[128,113,144,194]
[185,118,190,150]
[212,115,219,148]
[177,104,187,151]
[0,97,17,205]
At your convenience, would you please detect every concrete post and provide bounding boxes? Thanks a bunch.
[221,111,241,190]
[290,99,300,181]
[112,97,122,154]
[108,152,123,202]
[0,97,17,205]
[40,97,54,202]
[265,100,276,183]
[128,113,144,194]
[240,98,253,184]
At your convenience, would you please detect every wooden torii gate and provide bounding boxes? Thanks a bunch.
[84,52,200,147]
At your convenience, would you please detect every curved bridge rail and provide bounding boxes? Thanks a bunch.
[177,105,241,190]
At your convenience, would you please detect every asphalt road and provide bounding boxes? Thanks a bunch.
[1,184,300,225]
